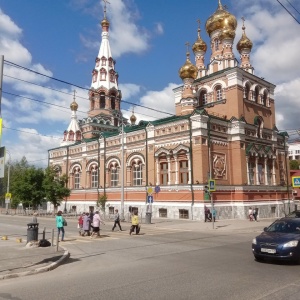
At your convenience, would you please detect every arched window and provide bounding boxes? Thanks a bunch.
[92,71,98,83]
[199,90,207,106]
[100,68,106,81]
[132,161,143,186]
[254,86,260,103]
[255,117,264,138]
[91,165,98,188]
[73,166,81,189]
[91,93,95,110]
[76,131,81,141]
[100,92,105,108]
[248,160,255,185]
[109,161,119,187]
[109,70,115,83]
[95,58,100,67]
[111,94,116,109]
[63,130,67,141]
[262,90,268,106]
[101,56,107,66]
[216,85,222,101]
[214,39,219,51]
[244,84,250,100]
[179,160,189,184]
[160,160,168,185]
[69,130,74,141]
[108,58,113,67]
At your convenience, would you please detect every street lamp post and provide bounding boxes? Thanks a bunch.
[5,150,11,213]
[121,122,125,220]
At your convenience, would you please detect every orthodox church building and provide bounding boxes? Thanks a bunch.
[49,0,290,220]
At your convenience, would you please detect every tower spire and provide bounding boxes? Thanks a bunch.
[103,0,110,19]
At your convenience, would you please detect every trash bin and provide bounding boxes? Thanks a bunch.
[145,212,152,224]
[27,223,39,243]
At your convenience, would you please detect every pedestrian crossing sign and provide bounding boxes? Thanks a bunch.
[292,176,300,188]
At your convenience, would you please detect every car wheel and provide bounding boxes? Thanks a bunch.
[254,255,264,262]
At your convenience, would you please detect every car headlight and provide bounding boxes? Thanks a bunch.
[252,238,257,245]
[283,241,298,248]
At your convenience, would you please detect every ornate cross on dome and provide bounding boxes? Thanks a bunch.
[197,19,201,36]
[73,90,77,101]
[185,42,191,59]
[103,0,110,19]
[241,17,246,31]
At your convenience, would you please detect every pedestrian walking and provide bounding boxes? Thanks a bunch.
[253,208,258,222]
[78,213,84,236]
[56,211,65,241]
[32,212,38,223]
[112,209,122,231]
[90,211,105,238]
[89,210,94,234]
[129,210,140,235]
[82,212,91,236]
[211,208,217,222]
[249,207,254,221]
[204,206,210,222]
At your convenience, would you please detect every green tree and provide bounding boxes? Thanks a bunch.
[43,166,70,211]
[289,160,299,170]
[96,193,107,212]
[11,167,45,209]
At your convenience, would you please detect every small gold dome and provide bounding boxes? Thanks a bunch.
[179,53,198,80]
[101,18,110,28]
[219,27,236,40]
[192,28,207,53]
[130,113,137,125]
[237,26,253,52]
[206,1,237,37]
[70,101,78,111]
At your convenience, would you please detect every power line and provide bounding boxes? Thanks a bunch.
[4,60,174,117]
[286,0,300,15]
[277,0,300,24]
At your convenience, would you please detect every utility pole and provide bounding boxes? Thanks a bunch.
[121,122,125,220]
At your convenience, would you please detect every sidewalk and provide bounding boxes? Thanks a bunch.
[0,216,275,280]
[0,238,69,280]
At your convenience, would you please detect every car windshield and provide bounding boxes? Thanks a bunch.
[266,220,300,234]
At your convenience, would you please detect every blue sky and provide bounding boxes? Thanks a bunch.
[0,0,300,167]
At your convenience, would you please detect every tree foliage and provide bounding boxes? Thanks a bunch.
[96,193,108,212]
[43,166,71,210]
[289,160,300,170]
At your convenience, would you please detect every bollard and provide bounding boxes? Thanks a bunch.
[1,235,8,240]
[16,238,22,243]
[43,227,46,240]
[56,230,59,252]
[51,228,54,247]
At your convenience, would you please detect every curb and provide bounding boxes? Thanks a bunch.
[0,246,70,281]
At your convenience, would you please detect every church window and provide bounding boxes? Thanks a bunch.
[244,83,250,100]
[92,71,98,83]
[254,86,260,103]
[199,90,207,106]
[214,39,219,51]
[111,166,119,187]
[160,162,168,185]
[76,131,81,141]
[179,160,189,184]
[258,163,264,185]
[109,71,115,83]
[73,167,81,189]
[133,161,143,186]
[95,58,100,67]
[216,85,222,101]
[100,68,106,81]
[100,92,105,108]
[248,160,255,185]
[262,90,268,106]
[110,94,116,109]
[91,165,98,188]
[267,163,272,185]
[69,130,74,141]
[108,58,113,67]
[101,56,107,66]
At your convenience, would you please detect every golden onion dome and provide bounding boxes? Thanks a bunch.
[192,28,207,53]
[101,18,110,28]
[179,52,198,80]
[219,27,236,40]
[70,100,78,111]
[237,25,253,52]
[205,0,237,37]
[130,113,137,125]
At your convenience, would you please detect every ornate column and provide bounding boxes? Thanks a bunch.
[264,157,268,185]
[155,157,160,185]
[86,171,91,189]
[174,155,178,184]
[272,158,276,185]
[255,156,259,185]
[246,156,250,185]
[167,156,171,185]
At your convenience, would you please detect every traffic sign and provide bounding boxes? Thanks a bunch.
[147,187,153,194]
[5,193,12,199]
[147,195,153,203]
[209,179,216,192]
[292,176,300,188]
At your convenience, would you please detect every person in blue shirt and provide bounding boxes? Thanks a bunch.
[56,211,65,241]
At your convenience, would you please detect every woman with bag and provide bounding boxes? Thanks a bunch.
[56,211,65,242]
[78,213,84,236]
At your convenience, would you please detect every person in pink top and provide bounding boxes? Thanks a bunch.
[91,211,105,238]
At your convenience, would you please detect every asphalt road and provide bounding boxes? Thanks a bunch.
[0,215,300,300]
